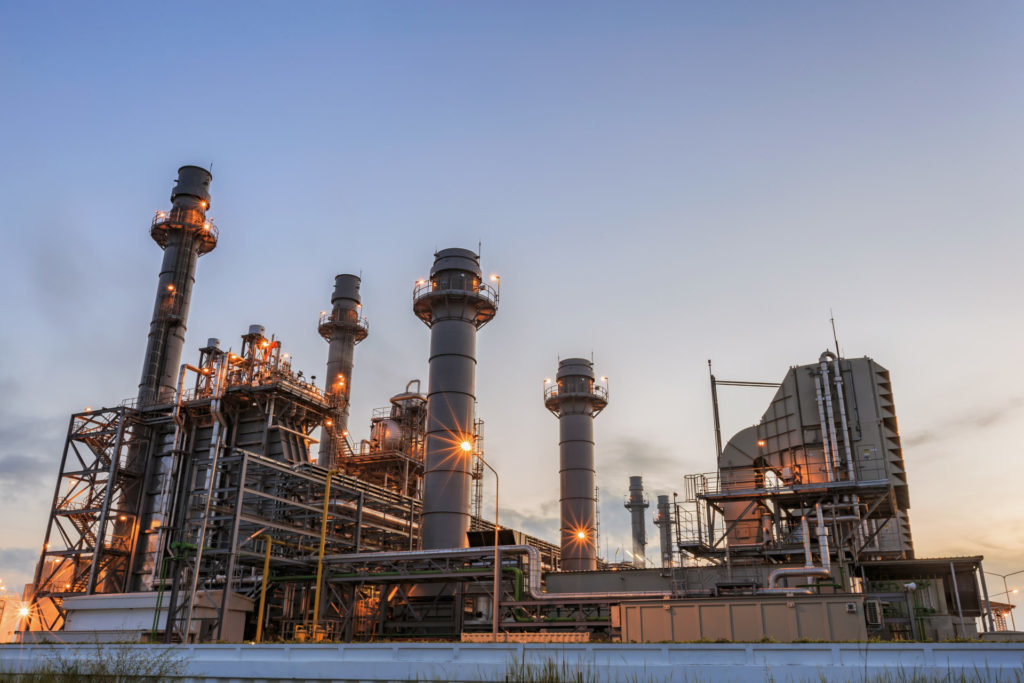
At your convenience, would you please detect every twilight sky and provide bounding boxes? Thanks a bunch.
[1,2,1022,592]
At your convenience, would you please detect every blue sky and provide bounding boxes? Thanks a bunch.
[1,2,1022,590]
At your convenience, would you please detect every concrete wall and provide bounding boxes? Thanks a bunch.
[618,595,868,643]
[2,642,1024,682]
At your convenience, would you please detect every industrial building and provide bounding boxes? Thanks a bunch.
[19,166,1006,644]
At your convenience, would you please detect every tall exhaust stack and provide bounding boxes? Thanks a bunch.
[317,274,369,468]
[654,494,674,568]
[624,475,649,568]
[414,248,498,549]
[544,358,608,571]
[138,166,216,406]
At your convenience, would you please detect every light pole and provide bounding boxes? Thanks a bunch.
[986,569,1024,631]
[461,439,500,638]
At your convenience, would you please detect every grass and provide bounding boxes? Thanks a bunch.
[0,644,185,682]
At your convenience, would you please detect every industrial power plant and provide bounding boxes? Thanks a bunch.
[18,166,1006,645]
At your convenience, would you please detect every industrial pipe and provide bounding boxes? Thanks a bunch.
[813,374,836,482]
[414,249,498,549]
[819,353,842,479]
[826,352,856,481]
[762,512,831,592]
[815,503,831,573]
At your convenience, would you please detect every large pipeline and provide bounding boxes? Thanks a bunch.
[824,351,857,481]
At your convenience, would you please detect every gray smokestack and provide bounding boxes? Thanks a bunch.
[654,494,674,568]
[138,165,216,406]
[317,274,368,467]
[544,358,608,571]
[624,475,649,568]
[415,248,498,549]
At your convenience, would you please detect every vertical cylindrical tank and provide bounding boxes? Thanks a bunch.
[317,274,369,467]
[138,165,217,406]
[654,494,674,568]
[414,248,498,549]
[544,358,608,571]
[624,475,649,568]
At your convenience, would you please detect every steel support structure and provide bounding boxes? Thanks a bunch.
[28,407,150,630]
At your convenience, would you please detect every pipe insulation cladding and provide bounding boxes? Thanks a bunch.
[414,248,498,549]
[544,358,608,571]
[318,274,369,468]
[138,165,216,406]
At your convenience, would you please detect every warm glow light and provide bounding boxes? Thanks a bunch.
[544,378,551,383]
[416,279,426,285]
[166,284,175,292]
[200,201,208,208]
[342,430,349,436]
[325,419,333,427]
[119,515,127,522]
[490,274,499,281]
[460,441,473,452]
[17,606,29,618]
[757,440,766,447]
[576,530,587,540]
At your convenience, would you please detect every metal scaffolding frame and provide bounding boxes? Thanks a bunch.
[29,407,152,630]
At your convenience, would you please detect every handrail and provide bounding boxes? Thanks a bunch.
[413,280,499,306]
[543,382,609,403]
[151,210,219,243]
[318,310,369,333]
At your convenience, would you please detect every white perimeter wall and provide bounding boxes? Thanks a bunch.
[2,642,1024,682]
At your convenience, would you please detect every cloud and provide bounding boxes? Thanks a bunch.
[500,504,560,543]
[0,547,38,579]
[0,454,51,496]
[902,397,1024,449]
